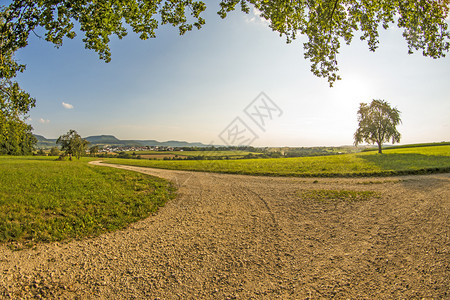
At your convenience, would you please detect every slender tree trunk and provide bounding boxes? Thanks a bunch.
[377,142,382,154]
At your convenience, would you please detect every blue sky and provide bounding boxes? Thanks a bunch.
[15,2,450,147]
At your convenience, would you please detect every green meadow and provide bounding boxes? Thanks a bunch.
[104,145,450,177]
[0,156,175,247]
[134,150,261,158]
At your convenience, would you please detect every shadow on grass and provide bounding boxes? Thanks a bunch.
[358,153,450,175]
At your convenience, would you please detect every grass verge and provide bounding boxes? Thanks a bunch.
[0,156,175,248]
[103,145,450,177]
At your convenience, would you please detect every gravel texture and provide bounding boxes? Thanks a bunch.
[1,161,448,299]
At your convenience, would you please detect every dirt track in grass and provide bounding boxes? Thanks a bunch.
[1,161,449,299]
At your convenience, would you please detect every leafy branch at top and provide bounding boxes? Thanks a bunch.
[219,0,450,86]
[1,0,449,90]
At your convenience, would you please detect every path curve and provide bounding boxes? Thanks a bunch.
[1,162,449,299]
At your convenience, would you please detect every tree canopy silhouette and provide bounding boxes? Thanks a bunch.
[354,99,401,154]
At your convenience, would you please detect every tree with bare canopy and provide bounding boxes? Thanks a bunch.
[354,100,401,154]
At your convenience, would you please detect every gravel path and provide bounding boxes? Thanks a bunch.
[1,162,449,299]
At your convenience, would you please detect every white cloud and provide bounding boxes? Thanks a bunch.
[245,7,269,25]
[246,17,255,23]
[62,102,74,109]
[253,7,262,17]
[39,118,50,124]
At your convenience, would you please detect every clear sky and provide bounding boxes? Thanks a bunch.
[15,1,450,147]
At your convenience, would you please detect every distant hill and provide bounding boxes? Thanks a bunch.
[34,135,57,148]
[34,134,48,142]
[34,134,209,149]
[84,135,121,144]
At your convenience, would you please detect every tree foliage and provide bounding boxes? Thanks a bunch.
[56,129,89,160]
[0,78,36,155]
[89,145,99,157]
[49,146,59,156]
[0,115,36,155]
[1,11,36,155]
[354,99,401,154]
[1,1,449,87]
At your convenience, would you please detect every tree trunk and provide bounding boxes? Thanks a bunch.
[377,142,382,154]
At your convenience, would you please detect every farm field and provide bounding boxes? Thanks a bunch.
[0,156,174,247]
[104,145,450,177]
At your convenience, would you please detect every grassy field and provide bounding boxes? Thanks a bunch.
[364,141,450,151]
[133,150,261,158]
[104,145,450,177]
[0,156,175,247]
